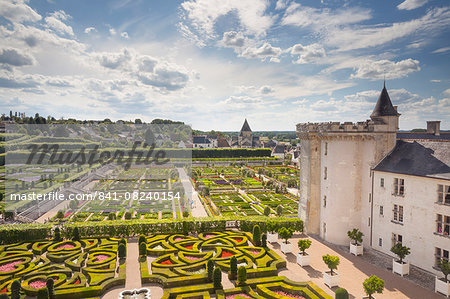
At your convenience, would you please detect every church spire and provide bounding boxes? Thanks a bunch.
[370,82,398,118]
[240,118,252,132]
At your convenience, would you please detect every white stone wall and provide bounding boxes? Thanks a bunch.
[372,171,450,275]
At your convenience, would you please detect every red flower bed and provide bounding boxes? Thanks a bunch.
[273,291,306,298]
[74,279,80,285]
[185,255,202,261]
[226,294,251,299]
[161,259,173,265]
[0,260,23,272]
[93,254,109,262]
[233,238,243,243]
[174,237,185,241]
[248,249,260,255]
[221,251,234,258]
[56,244,75,250]
[29,280,47,289]
[0,288,6,293]
[184,244,194,250]
[64,211,72,218]
[204,234,216,239]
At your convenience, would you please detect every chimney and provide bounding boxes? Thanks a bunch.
[427,121,441,136]
[393,106,398,112]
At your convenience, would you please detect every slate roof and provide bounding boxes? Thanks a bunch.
[193,136,210,144]
[397,132,450,141]
[374,140,450,180]
[273,144,286,154]
[240,119,252,132]
[371,83,399,118]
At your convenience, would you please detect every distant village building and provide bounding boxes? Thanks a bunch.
[272,144,286,158]
[192,136,215,148]
[231,119,262,148]
[296,82,449,276]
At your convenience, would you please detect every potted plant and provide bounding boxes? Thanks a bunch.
[297,239,312,267]
[435,259,450,297]
[362,275,384,299]
[347,228,364,256]
[278,227,294,254]
[322,254,340,287]
[266,220,278,243]
[391,243,410,276]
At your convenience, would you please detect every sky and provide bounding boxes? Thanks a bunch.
[0,0,449,131]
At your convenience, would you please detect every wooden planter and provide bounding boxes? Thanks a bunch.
[435,276,450,297]
[323,271,339,288]
[297,252,310,267]
[350,243,363,256]
[392,259,409,276]
[280,241,292,254]
[267,232,278,243]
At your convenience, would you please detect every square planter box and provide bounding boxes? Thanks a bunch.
[281,241,292,254]
[435,276,450,297]
[267,232,278,243]
[392,259,409,276]
[350,243,363,256]
[323,271,339,288]
[297,253,310,267]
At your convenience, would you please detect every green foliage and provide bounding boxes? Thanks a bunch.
[438,259,450,282]
[237,266,247,286]
[183,211,189,218]
[192,148,271,159]
[390,243,410,263]
[72,227,80,241]
[0,293,9,299]
[252,225,261,247]
[347,228,364,245]
[56,210,64,219]
[213,268,222,289]
[297,239,312,255]
[118,243,126,259]
[37,287,49,299]
[124,212,132,220]
[53,227,61,241]
[11,280,21,299]
[108,212,116,220]
[139,242,147,256]
[138,235,146,245]
[230,256,237,279]
[119,238,127,246]
[278,227,293,244]
[322,254,340,275]
[363,275,384,299]
[264,206,270,216]
[261,233,267,248]
[46,278,54,299]
[276,205,282,216]
[207,259,214,282]
[266,219,278,234]
[335,287,349,299]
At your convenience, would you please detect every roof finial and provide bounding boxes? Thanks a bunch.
[383,75,386,88]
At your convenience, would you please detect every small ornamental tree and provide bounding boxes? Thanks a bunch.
[124,211,132,220]
[297,239,312,255]
[139,242,147,257]
[237,266,247,286]
[119,238,126,246]
[11,279,21,299]
[322,254,340,275]
[53,227,61,242]
[276,205,283,216]
[347,228,364,245]
[278,227,293,244]
[363,275,384,299]
[72,227,80,241]
[183,211,189,218]
[267,219,278,234]
[390,243,410,263]
[138,235,146,245]
[56,210,64,219]
[37,287,49,299]
[213,268,222,289]
[108,212,116,220]
[118,243,126,259]
[207,259,214,282]
[252,225,261,247]
[261,234,267,248]
[46,278,54,299]
[438,259,450,282]
[335,287,349,299]
[264,206,271,216]
[230,256,238,279]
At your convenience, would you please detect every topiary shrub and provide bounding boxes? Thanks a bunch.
[297,239,312,255]
[335,287,349,299]
[46,278,54,299]
[322,254,340,275]
[278,227,293,244]
[119,238,126,246]
[72,227,80,241]
[138,235,146,245]
[124,212,132,220]
[230,256,237,280]
[108,212,116,220]
[363,275,384,299]
[11,280,21,299]
[213,268,222,289]
[237,266,247,286]
[347,228,364,245]
[252,225,261,247]
[0,293,9,299]
[391,243,410,263]
[264,206,270,216]
[118,243,126,259]
[56,210,64,219]
[53,227,61,242]
[261,233,267,248]
[207,259,214,282]
[37,287,49,299]
[276,205,282,216]
[267,219,278,234]
[183,211,189,218]
[139,242,147,256]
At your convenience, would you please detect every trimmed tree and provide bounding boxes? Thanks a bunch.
[46,278,54,299]
[261,234,267,248]
[37,287,49,299]
[363,275,384,299]
[108,212,116,220]
[138,235,146,245]
[11,280,21,299]
[264,206,270,216]
[124,211,132,220]
[118,243,126,259]
[207,259,214,282]
[276,205,283,216]
[139,242,147,257]
[53,227,61,242]
[298,239,312,255]
[237,266,247,286]
[213,268,222,289]
[252,225,261,247]
[438,259,450,282]
[230,256,237,280]
[322,254,340,275]
[72,227,80,241]
[390,243,410,263]
[335,287,349,299]
[278,227,293,244]
[267,219,278,234]
[347,228,364,245]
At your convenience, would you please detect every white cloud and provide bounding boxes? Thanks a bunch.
[109,28,117,36]
[397,0,428,10]
[275,0,289,10]
[96,49,132,70]
[45,13,74,36]
[289,43,326,64]
[121,32,129,39]
[443,89,450,96]
[0,0,42,23]
[432,47,450,54]
[259,85,274,94]
[350,58,420,80]
[0,48,34,66]
[240,42,282,60]
[220,31,246,48]
[84,27,96,34]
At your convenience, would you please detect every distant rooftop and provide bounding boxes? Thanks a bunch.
[370,82,399,118]
[397,132,450,141]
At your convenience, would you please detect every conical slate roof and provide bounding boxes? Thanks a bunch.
[371,82,398,118]
[240,119,252,132]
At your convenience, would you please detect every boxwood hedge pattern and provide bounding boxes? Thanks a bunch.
[0,238,125,299]
[139,231,331,299]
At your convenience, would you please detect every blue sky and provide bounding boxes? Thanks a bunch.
[0,0,449,131]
